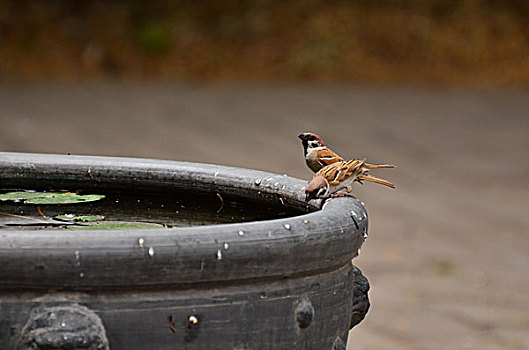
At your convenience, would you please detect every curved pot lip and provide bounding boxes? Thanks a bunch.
[0,152,367,289]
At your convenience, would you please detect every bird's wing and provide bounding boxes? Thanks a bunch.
[316,148,344,168]
[317,159,365,186]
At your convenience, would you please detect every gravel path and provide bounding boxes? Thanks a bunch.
[1,83,528,349]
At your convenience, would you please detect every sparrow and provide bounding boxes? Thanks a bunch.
[298,132,344,172]
[305,159,395,201]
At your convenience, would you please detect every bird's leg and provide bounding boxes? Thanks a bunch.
[330,192,351,198]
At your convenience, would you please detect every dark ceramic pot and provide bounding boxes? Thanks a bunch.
[0,152,370,350]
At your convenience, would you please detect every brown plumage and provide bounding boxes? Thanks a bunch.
[305,159,395,200]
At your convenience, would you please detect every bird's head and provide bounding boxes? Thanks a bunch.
[304,175,329,201]
[298,132,325,154]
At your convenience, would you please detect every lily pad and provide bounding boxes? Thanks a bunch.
[69,221,165,230]
[54,214,105,222]
[0,192,105,204]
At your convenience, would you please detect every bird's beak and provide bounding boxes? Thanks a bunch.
[298,133,307,141]
[305,191,316,202]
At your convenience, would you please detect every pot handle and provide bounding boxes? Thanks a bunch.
[17,304,109,350]
[350,266,370,329]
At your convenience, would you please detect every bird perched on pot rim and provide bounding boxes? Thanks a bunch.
[298,132,344,172]
[305,159,395,201]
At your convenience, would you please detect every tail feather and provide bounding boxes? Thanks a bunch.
[357,174,395,189]
[363,163,396,170]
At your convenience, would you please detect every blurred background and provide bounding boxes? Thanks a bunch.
[3,0,529,85]
[1,1,529,349]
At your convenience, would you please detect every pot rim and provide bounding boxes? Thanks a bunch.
[0,152,367,290]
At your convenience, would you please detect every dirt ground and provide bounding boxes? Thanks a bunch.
[1,82,528,349]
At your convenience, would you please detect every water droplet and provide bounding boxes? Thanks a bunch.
[238,230,245,236]
[284,224,291,230]
[303,220,309,224]
[223,243,229,250]
[148,247,154,257]
[255,179,261,186]
[115,199,119,203]
[188,315,198,325]
[274,182,280,187]
[138,238,144,247]
[79,272,84,278]
[61,322,66,327]
[137,199,141,203]
[74,251,80,260]
[160,204,164,208]
[216,249,222,260]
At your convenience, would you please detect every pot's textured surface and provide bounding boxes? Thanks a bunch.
[0,152,369,350]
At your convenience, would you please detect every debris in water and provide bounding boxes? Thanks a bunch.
[37,206,47,218]
[148,246,154,257]
[216,193,224,214]
[169,315,176,333]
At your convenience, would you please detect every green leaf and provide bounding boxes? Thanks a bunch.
[0,192,52,201]
[0,191,105,204]
[68,221,165,230]
[54,214,105,222]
